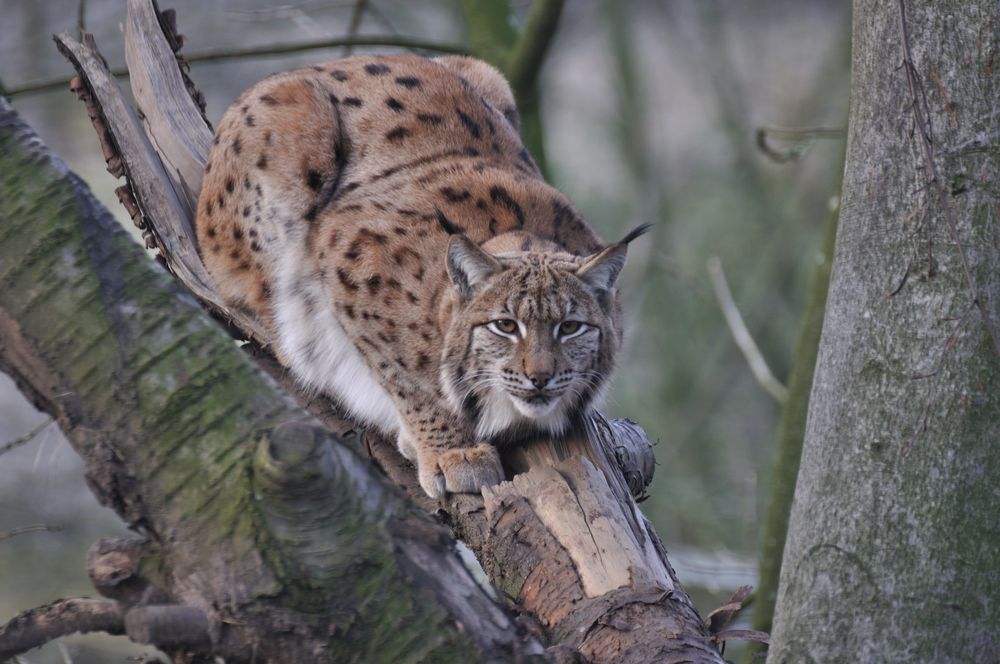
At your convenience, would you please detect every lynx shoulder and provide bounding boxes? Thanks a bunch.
[195,54,646,498]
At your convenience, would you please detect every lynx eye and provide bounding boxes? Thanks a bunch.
[557,320,587,339]
[487,318,520,337]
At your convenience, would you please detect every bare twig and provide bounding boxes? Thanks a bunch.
[0,599,123,661]
[505,0,565,98]
[0,524,62,541]
[897,0,1000,358]
[341,0,369,57]
[4,35,468,97]
[707,257,789,403]
[182,35,467,64]
[0,419,54,456]
[77,0,87,38]
[226,1,359,19]
[755,125,844,163]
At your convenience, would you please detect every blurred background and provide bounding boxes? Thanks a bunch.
[0,0,849,661]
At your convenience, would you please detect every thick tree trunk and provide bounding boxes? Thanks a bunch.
[768,1,1000,661]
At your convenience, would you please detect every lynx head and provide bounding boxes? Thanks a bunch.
[440,226,649,443]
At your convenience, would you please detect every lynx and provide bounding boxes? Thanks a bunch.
[195,54,646,498]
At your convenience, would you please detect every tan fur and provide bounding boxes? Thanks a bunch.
[196,55,635,498]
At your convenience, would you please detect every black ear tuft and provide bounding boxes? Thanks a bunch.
[619,223,653,246]
[575,224,651,296]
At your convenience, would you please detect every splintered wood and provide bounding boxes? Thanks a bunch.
[484,455,671,598]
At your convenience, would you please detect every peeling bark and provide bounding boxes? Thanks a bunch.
[769,1,1000,661]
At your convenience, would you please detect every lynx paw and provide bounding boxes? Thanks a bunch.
[418,444,504,498]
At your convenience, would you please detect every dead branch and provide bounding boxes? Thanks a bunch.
[707,257,788,403]
[0,599,125,660]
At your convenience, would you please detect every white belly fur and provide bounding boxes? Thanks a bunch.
[273,250,401,434]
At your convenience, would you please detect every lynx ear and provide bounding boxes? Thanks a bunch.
[576,223,652,293]
[447,235,502,301]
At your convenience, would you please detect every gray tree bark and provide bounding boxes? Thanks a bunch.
[768,1,1000,662]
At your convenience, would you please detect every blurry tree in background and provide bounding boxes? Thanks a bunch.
[769,0,1000,661]
[1,1,851,661]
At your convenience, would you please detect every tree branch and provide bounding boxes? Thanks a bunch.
[504,0,565,100]
[707,257,788,403]
[3,35,468,98]
[0,599,125,661]
[0,418,53,456]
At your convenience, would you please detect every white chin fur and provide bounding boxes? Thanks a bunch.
[474,387,569,440]
[511,396,560,419]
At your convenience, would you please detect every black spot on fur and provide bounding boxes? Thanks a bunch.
[256,154,268,169]
[366,275,382,294]
[343,304,355,319]
[232,138,242,155]
[395,76,421,89]
[243,176,251,190]
[205,226,216,238]
[385,126,410,143]
[233,228,243,240]
[259,94,278,106]
[331,69,350,81]
[440,187,471,204]
[242,206,250,218]
[306,169,322,192]
[416,353,431,370]
[417,113,443,125]
[337,268,360,291]
[385,97,405,112]
[490,186,525,227]
[456,109,481,139]
[225,178,235,193]
[365,63,391,75]
[434,208,463,235]
[343,97,363,107]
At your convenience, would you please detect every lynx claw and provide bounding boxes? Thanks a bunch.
[418,444,504,498]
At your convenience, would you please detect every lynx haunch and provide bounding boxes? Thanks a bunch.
[195,54,647,498]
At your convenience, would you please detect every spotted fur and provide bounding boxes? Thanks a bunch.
[195,55,643,498]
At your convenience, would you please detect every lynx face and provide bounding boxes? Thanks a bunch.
[440,236,629,443]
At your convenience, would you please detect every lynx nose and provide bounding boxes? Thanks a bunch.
[527,372,551,390]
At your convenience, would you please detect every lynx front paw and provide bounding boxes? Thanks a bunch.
[417,444,504,498]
